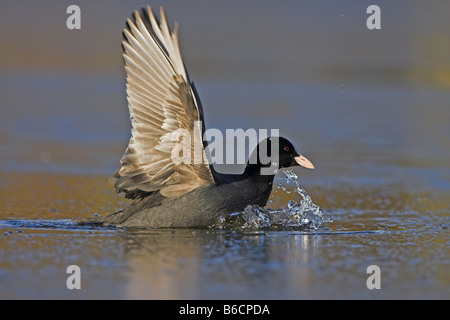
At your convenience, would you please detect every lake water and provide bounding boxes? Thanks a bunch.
[0,0,449,299]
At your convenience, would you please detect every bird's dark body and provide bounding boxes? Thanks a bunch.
[79,174,273,228]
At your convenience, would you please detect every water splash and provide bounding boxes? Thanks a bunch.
[213,169,331,230]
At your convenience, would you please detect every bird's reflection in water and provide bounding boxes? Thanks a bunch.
[122,229,322,299]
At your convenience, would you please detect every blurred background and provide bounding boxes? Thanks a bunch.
[1,0,449,189]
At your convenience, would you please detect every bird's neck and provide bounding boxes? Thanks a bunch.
[212,163,275,188]
[244,164,275,187]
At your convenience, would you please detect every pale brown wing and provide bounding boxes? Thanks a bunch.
[114,6,214,200]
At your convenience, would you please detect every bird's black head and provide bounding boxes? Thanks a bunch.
[245,136,314,176]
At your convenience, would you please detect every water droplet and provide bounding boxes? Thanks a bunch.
[212,169,330,230]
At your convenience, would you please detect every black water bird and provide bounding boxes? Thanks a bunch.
[78,6,314,228]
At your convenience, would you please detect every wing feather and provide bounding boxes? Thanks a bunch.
[114,6,214,200]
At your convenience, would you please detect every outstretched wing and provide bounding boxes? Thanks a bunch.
[114,6,214,200]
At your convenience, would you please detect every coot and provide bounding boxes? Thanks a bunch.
[77,6,315,228]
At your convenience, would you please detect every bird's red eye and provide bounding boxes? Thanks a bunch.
[284,146,290,152]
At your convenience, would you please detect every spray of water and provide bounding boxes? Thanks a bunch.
[213,169,331,230]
